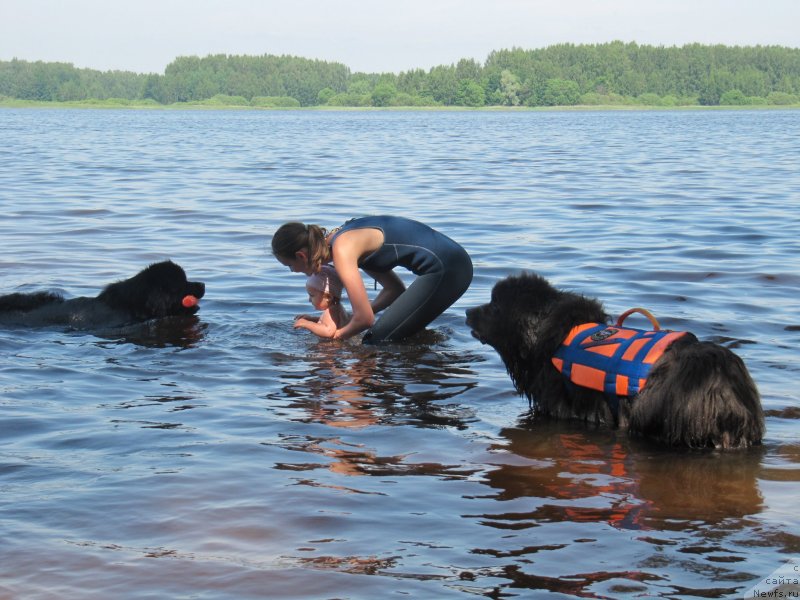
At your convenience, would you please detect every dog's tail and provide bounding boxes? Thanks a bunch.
[629,336,764,449]
[0,291,64,313]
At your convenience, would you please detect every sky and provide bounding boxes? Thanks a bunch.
[2,0,799,75]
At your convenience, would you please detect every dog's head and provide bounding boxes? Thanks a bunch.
[466,272,562,357]
[466,272,607,391]
[99,261,206,321]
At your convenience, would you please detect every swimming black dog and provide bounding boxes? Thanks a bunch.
[0,261,205,330]
[466,272,764,449]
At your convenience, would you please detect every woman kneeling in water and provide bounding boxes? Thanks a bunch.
[271,215,473,344]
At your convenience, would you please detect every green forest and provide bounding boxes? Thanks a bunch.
[2,42,800,108]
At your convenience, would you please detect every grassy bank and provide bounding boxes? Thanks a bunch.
[2,97,798,111]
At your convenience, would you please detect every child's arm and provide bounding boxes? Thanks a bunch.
[294,314,319,323]
[294,309,338,338]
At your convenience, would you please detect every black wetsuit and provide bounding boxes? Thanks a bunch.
[330,216,473,343]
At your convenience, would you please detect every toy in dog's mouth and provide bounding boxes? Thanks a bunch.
[182,295,199,308]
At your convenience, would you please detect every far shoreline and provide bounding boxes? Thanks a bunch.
[2,98,799,112]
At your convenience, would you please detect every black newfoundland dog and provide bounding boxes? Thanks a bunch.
[466,272,764,449]
[0,261,205,330]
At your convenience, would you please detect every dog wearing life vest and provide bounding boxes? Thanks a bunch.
[465,272,764,449]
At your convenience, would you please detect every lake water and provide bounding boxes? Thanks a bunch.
[0,107,798,599]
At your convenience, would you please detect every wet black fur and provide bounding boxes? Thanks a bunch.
[466,272,764,449]
[0,261,205,330]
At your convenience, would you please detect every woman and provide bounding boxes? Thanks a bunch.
[271,215,473,343]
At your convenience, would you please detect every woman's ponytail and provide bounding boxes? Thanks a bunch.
[305,224,330,273]
[271,222,331,272]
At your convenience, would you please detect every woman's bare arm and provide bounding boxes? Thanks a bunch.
[329,228,384,340]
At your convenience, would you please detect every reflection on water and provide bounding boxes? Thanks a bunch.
[484,425,652,531]
[485,422,764,528]
[268,340,482,478]
[270,337,480,429]
[99,315,208,348]
[467,423,773,597]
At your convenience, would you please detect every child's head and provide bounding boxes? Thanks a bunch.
[305,265,344,310]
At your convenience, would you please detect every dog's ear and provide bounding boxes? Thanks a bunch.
[99,279,149,314]
[515,317,534,356]
[507,311,546,364]
[143,289,174,318]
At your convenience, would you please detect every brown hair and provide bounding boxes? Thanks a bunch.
[271,222,331,273]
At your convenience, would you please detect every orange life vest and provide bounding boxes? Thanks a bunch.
[551,308,686,397]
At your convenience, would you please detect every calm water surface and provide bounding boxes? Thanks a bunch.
[0,108,798,599]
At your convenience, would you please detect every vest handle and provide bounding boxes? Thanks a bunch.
[616,307,661,331]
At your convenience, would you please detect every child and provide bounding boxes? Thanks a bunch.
[294,264,349,339]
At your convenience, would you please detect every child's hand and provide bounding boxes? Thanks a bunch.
[293,314,337,339]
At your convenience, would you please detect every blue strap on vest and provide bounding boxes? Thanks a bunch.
[553,324,672,397]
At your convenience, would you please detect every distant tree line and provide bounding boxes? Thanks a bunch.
[2,42,800,108]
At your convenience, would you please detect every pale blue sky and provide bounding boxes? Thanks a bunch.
[2,0,798,74]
